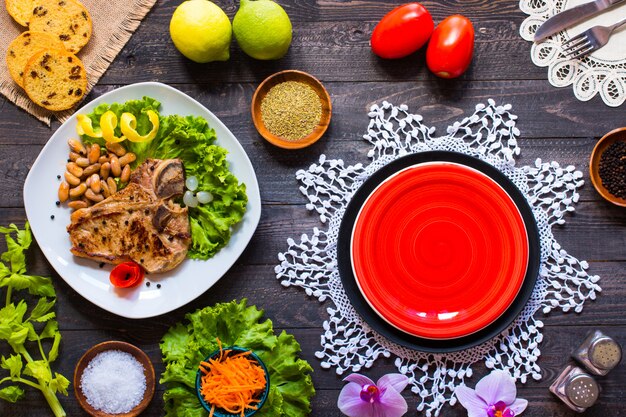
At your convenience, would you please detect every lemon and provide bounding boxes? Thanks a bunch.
[233,0,292,60]
[169,0,232,63]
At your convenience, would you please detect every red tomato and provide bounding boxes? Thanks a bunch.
[110,261,145,288]
[426,15,475,79]
[371,3,434,59]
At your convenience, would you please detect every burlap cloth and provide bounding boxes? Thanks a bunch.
[0,0,158,125]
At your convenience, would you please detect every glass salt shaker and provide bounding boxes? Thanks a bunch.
[573,330,622,376]
[549,365,600,412]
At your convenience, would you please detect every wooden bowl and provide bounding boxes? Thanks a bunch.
[590,127,626,207]
[74,341,155,417]
[251,70,332,149]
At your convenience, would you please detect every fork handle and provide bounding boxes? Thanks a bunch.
[609,17,626,33]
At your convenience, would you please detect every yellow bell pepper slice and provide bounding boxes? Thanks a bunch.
[120,110,159,143]
[100,111,126,143]
[76,114,103,138]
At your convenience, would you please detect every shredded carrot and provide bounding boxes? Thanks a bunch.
[199,339,267,417]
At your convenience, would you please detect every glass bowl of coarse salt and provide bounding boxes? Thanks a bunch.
[251,70,332,150]
[74,341,155,417]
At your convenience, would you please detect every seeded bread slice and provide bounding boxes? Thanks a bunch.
[23,49,87,111]
[28,0,93,54]
[6,32,66,89]
[5,0,37,26]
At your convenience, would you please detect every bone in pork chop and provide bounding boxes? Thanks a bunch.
[67,159,191,273]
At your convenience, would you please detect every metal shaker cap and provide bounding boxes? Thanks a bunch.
[565,374,599,408]
[589,338,622,370]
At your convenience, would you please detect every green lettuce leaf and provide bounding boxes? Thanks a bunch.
[79,97,248,259]
[160,300,315,417]
[163,386,205,417]
[257,332,315,417]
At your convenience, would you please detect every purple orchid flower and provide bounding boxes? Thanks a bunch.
[455,370,528,417]
[337,373,409,417]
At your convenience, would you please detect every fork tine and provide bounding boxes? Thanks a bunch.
[570,45,595,59]
[562,36,588,52]
[562,32,586,48]
[566,40,591,56]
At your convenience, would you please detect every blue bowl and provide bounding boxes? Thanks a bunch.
[195,346,270,417]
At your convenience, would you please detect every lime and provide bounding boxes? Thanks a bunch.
[233,0,292,60]
[169,0,232,63]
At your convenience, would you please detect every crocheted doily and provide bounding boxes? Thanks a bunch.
[275,100,602,416]
[520,0,626,107]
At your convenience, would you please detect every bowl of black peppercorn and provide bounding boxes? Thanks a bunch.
[590,127,626,207]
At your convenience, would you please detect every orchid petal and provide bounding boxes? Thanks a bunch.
[509,398,528,415]
[475,370,516,405]
[377,374,409,394]
[378,386,408,417]
[455,385,488,417]
[371,402,387,417]
[344,373,375,387]
[338,382,375,417]
[503,409,515,417]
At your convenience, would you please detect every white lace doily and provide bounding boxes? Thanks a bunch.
[520,0,626,107]
[275,100,602,416]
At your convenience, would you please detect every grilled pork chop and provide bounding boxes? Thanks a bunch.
[67,159,191,273]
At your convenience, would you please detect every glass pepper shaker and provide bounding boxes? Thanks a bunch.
[549,365,600,412]
[573,330,622,376]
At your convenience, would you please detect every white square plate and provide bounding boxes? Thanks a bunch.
[24,82,261,318]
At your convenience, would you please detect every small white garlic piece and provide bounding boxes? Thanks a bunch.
[196,191,214,204]
[185,176,198,191]
[183,190,198,208]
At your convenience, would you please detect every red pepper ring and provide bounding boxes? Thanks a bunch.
[110,261,145,288]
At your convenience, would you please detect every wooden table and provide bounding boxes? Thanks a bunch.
[1,1,625,416]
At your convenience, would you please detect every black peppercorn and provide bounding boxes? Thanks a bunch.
[599,141,626,199]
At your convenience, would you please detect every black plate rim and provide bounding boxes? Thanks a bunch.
[337,151,540,353]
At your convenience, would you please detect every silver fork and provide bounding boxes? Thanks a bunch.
[562,17,626,59]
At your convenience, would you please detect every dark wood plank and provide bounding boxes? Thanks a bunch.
[0,211,623,333]
[6,182,626,262]
[0,136,608,208]
[2,80,622,152]
[1,325,624,416]
[100,1,543,83]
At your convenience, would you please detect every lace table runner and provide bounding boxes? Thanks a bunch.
[520,0,626,107]
[275,100,601,416]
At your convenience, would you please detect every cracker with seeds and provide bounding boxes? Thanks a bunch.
[5,0,37,26]
[6,31,66,88]
[23,48,87,111]
[28,0,93,54]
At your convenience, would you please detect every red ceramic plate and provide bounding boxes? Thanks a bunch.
[351,162,529,339]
